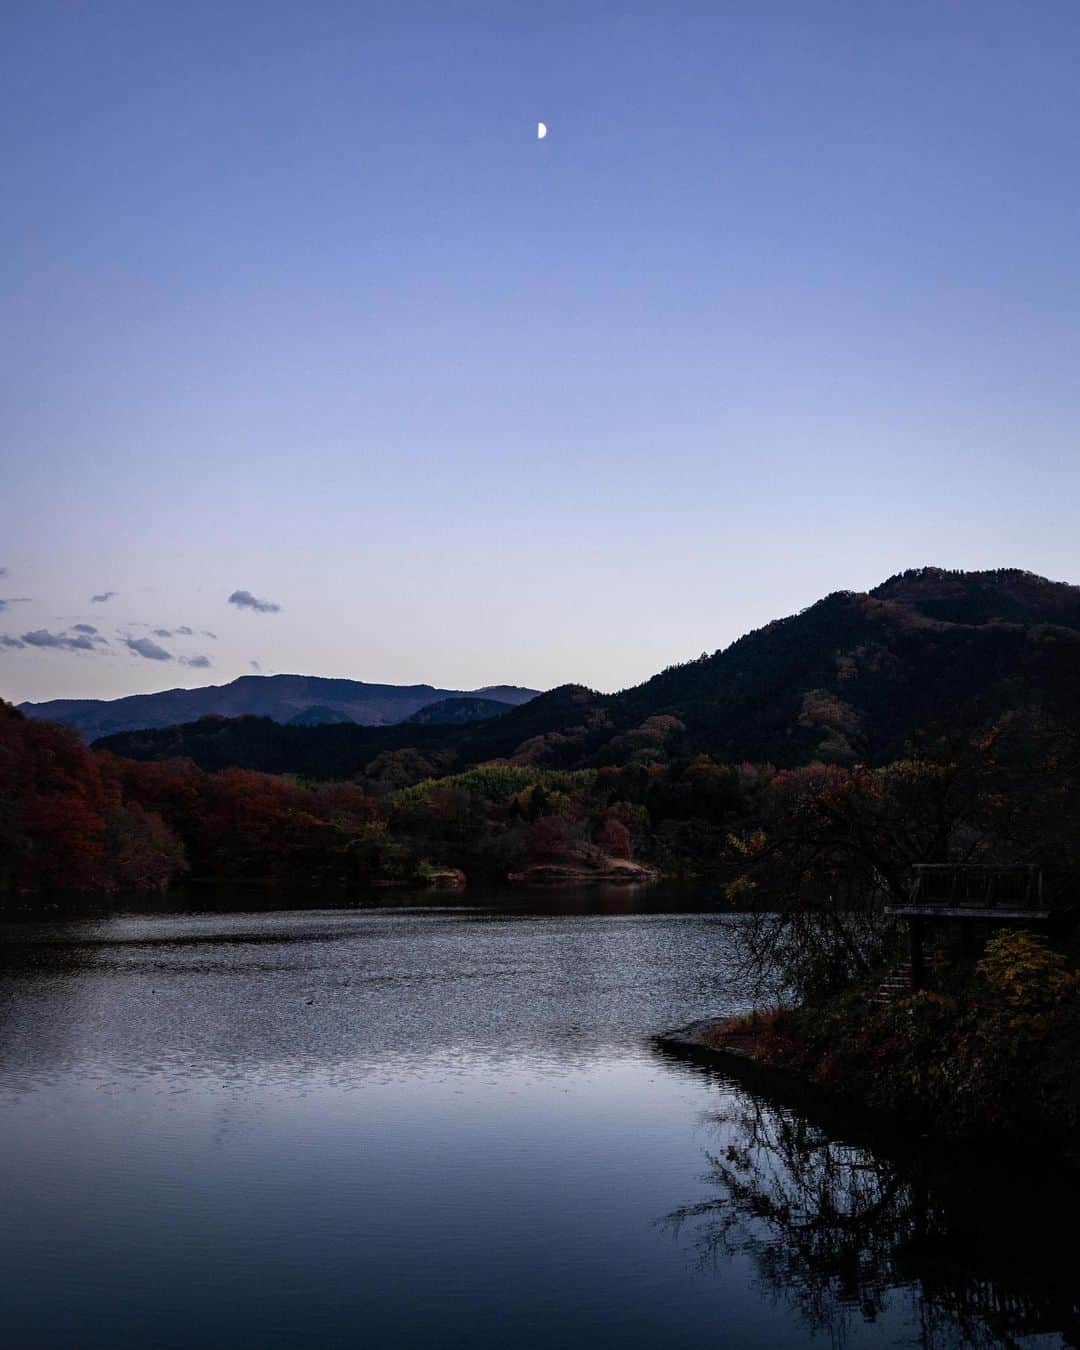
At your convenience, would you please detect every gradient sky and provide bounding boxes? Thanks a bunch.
[3,0,1080,704]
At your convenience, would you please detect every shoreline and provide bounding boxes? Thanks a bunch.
[657,1006,1080,1172]
[656,1015,766,1059]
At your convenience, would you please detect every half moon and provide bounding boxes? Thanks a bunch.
[537,122,547,140]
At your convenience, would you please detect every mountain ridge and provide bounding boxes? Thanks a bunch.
[18,673,540,741]
[91,568,1080,784]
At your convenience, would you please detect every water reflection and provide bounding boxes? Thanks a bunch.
[659,1047,1080,1348]
[2,902,1077,1349]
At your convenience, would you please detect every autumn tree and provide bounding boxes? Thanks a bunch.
[594,816,631,860]
[527,815,572,862]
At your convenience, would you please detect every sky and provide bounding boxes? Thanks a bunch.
[3,0,1080,705]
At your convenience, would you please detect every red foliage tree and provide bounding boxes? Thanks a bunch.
[0,704,108,892]
[527,814,572,862]
[594,816,632,860]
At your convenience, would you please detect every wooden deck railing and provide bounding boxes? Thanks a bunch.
[906,864,1045,913]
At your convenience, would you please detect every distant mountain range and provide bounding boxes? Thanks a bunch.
[91,569,1080,783]
[19,675,539,741]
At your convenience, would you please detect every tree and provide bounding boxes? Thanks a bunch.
[103,804,186,893]
[594,817,631,859]
[527,815,572,862]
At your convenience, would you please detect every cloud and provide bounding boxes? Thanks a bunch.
[91,591,118,603]
[0,635,25,650]
[202,631,218,640]
[123,636,172,661]
[181,654,212,669]
[22,628,99,653]
[137,623,198,638]
[72,623,99,635]
[228,589,281,614]
[250,660,262,671]
[0,597,31,613]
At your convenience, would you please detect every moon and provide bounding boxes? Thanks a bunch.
[537,121,547,140]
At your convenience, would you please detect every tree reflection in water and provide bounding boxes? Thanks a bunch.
[660,1058,1080,1348]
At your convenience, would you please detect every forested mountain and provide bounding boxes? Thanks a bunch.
[91,684,604,784]
[404,697,517,725]
[92,569,1080,784]
[612,566,1080,766]
[285,705,357,727]
[18,674,539,740]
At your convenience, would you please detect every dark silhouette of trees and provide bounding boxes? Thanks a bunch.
[661,1072,1080,1348]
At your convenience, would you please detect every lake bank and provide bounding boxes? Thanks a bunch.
[659,929,1080,1170]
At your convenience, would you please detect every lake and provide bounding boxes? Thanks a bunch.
[0,890,1075,1348]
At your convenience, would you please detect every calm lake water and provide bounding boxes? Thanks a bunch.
[0,889,1075,1349]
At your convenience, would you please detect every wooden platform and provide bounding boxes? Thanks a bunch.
[886,867,1074,989]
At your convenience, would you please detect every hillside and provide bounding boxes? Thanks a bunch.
[612,566,1080,765]
[19,674,539,740]
[92,569,1080,782]
[404,697,516,725]
[286,705,356,727]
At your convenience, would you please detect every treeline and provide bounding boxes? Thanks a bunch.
[3,695,1080,905]
[0,700,629,896]
[0,701,383,895]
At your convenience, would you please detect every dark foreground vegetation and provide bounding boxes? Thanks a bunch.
[695,928,1080,1162]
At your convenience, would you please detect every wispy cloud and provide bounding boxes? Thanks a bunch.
[0,635,25,650]
[72,623,99,635]
[176,626,194,636]
[0,597,31,613]
[22,628,101,653]
[228,589,281,614]
[202,631,218,640]
[181,654,212,669]
[91,591,118,603]
[250,659,262,671]
[153,628,173,638]
[123,635,172,661]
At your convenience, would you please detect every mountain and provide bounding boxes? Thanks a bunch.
[404,697,515,726]
[19,674,539,741]
[89,685,602,781]
[286,705,356,727]
[607,566,1080,766]
[92,569,1080,781]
